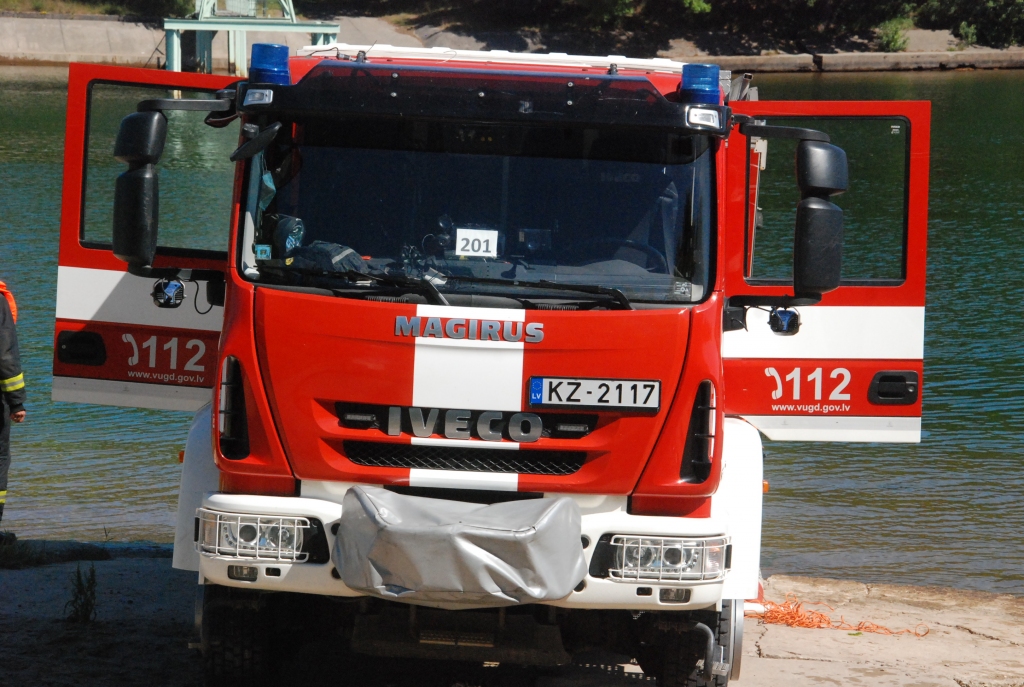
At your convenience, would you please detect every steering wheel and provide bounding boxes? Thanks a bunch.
[595,239,669,274]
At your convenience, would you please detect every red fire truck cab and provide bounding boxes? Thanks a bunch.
[52,43,929,686]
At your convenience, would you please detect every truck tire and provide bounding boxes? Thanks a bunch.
[729,599,744,680]
[201,584,271,687]
[658,599,741,687]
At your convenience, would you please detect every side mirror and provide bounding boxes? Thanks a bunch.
[794,140,847,297]
[112,111,166,270]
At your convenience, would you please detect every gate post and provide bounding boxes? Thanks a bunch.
[165,28,182,71]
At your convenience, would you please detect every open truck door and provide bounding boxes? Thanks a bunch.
[53,65,240,411]
[723,100,929,442]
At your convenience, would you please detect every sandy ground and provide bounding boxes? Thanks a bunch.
[1,551,1021,687]
[0,555,201,687]
[743,576,1024,687]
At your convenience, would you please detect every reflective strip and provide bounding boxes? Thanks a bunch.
[412,305,526,412]
[0,373,23,392]
[409,469,518,491]
[410,437,519,451]
[0,490,7,504]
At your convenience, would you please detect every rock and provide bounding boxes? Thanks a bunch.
[0,539,111,569]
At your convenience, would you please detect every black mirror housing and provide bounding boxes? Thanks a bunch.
[113,166,159,267]
[114,111,166,165]
[797,140,848,197]
[794,196,843,295]
[112,111,166,269]
[731,124,846,310]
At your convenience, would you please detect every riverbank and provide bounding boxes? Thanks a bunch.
[1,545,1020,686]
[1,12,1023,72]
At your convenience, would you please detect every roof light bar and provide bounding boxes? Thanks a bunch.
[250,43,291,86]
[681,63,722,105]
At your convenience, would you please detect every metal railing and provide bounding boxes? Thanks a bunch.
[606,535,728,583]
[197,508,310,561]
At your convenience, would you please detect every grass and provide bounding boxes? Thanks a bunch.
[65,563,98,623]
[0,0,189,18]
[0,0,120,14]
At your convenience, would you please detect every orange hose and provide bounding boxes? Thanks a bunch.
[746,593,929,637]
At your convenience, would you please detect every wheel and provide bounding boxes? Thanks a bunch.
[201,584,272,687]
[649,600,741,687]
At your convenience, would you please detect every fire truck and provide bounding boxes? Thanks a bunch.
[52,42,928,686]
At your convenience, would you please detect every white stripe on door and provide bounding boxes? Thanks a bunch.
[723,306,924,360]
[56,266,223,331]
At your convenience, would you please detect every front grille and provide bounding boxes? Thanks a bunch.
[344,441,586,476]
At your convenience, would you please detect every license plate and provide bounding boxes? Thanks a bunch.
[529,377,660,411]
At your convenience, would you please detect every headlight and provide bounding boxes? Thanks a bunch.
[704,539,727,576]
[686,107,721,129]
[608,535,728,582]
[198,509,309,561]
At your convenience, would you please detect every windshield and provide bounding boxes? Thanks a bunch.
[243,117,714,308]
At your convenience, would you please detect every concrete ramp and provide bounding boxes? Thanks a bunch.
[0,16,165,66]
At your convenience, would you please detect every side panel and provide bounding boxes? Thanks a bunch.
[723,100,930,442]
[53,64,238,411]
[172,404,220,572]
[713,418,762,601]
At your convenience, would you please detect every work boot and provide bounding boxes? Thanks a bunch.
[0,531,16,546]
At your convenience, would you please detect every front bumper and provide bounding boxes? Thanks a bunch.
[197,487,729,611]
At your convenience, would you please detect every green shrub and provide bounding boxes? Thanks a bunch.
[958,20,977,46]
[584,0,636,24]
[917,0,1024,48]
[120,0,193,17]
[878,17,911,51]
[674,0,916,41]
[581,0,710,26]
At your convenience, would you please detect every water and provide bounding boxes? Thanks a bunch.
[755,71,1024,594]
[0,67,211,542]
[0,66,1021,594]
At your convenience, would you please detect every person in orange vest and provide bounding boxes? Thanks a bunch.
[0,281,25,545]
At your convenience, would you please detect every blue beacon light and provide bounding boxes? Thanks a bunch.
[249,43,291,85]
[680,63,721,105]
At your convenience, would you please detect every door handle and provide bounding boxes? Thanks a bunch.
[57,331,107,366]
[868,371,919,405]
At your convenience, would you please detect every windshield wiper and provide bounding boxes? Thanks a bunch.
[260,266,450,306]
[443,275,632,310]
[356,270,450,306]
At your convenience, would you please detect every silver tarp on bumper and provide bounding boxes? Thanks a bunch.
[334,486,587,609]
